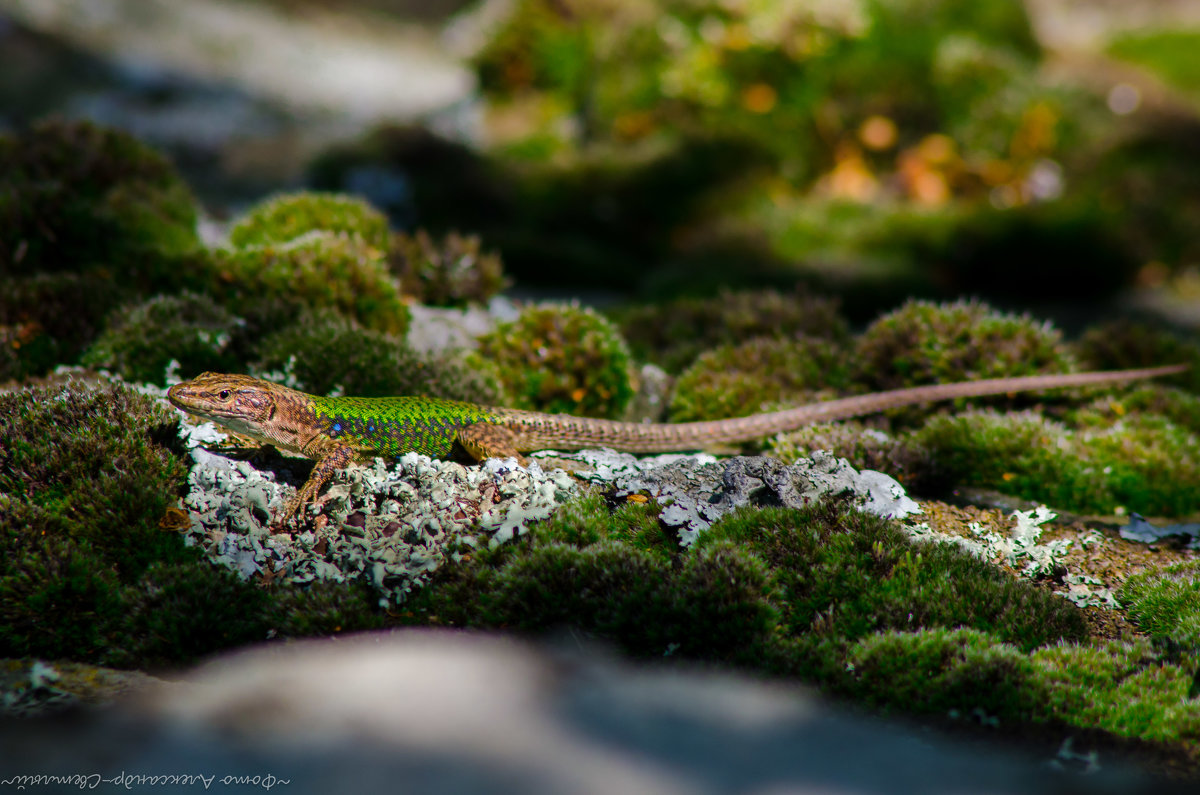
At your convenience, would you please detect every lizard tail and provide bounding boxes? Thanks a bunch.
[506,364,1187,452]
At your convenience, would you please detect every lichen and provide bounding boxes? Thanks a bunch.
[175,415,578,605]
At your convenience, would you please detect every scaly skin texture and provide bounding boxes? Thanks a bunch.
[167,365,1186,526]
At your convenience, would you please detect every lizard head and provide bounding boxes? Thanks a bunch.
[167,372,291,444]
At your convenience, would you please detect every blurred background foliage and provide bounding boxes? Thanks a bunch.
[3,0,1200,321]
[298,0,1200,319]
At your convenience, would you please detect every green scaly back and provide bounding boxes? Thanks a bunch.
[309,395,503,459]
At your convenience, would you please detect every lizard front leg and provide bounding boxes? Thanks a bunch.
[275,443,355,529]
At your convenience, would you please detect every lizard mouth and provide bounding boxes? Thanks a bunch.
[166,384,228,420]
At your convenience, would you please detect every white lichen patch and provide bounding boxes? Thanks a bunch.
[544,448,921,547]
[905,506,1072,579]
[178,440,577,605]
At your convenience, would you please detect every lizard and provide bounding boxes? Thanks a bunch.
[167,364,1186,526]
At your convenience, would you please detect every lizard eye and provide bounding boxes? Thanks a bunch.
[218,390,231,400]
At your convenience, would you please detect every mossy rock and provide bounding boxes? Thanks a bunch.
[228,191,391,251]
[214,231,409,336]
[0,380,188,582]
[0,379,385,666]
[475,302,634,417]
[253,310,507,404]
[390,229,509,307]
[853,298,1075,392]
[1030,639,1200,743]
[615,288,848,373]
[414,496,1085,681]
[0,118,199,282]
[668,335,848,423]
[80,292,244,386]
[847,628,1039,720]
[909,409,1200,516]
[1118,562,1200,651]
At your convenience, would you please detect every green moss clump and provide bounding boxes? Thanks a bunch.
[112,561,273,668]
[0,117,199,281]
[228,191,391,251]
[0,527,124,661]
[853,298,1074,392]
[1074,319,1200,394]
[390,229,510,307]
[0,379,384,665]
[847,628,1038,720]
[668,336,848,423]
[698,502,1086,682]
[475,302,634,417]
[0,119,209,379]
[1118,562,1200,650]
[80,292,243,386]
[1031,639,1200,743]
[1070,384,1200,439]
[615,289,848,373]
[0,381,187,659]
[910,410,1200,516]
[0,272,124,382]
[0,381,188,580]
[253,310,507,403]
[216,231,409,336]
[269,580,387,638]
[411,495,777,662]
[416,496,1084,682]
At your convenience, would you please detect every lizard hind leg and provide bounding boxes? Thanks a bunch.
[458,422,529,466]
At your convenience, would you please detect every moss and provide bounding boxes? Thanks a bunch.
[390,229,509,307]
[697,502,1087,681]
[0,378,392,665]
[1074,319,1200,395]
[912,409,1200,516]
[530,492,675,559]
[1031,639,1200,743]
[767,421,919,479]
[80,292,243,386]
[269,580,386,638]
[853,298,1075,393]
[1070,384,1200,438]
[475,302,634,417]
[847,628,1039,720]
[253,310,507,403]
[615,289,848,373]
[668,336,848,423]
[111,561,272,668]
[416,497,1084,683]
[0,530,124,660]
[228,191,391,251]
[0,380,189,581]
[0,272,124,381]
[0,118,199,283]
[409,494,777,662]
[1118,562,1200,650]
[214,231,409,336]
